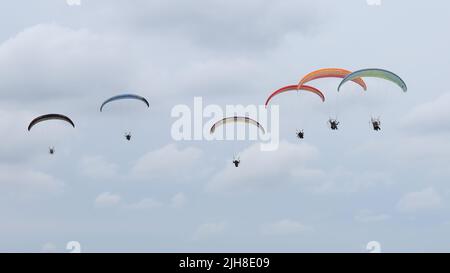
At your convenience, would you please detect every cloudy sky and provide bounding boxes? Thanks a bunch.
[1,0,450,252]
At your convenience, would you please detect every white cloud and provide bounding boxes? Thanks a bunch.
[395,135,450,163]
[80,156,118,179]
[206,141,320,192]
[0,164,64,199]
[355,210,390,223]
[193,222,226,241]
[402,93,450,134]
[124,198,163,210]
[0,108,44,161]
[105,0,319,52]
[309,169,394,194]
[261,219,311,236]
[132,144,204,182]
[396,188,444,213]
[1,0,449,252]
[206,141,391,194]
[41,242,58,253]
[94,192,122,208]
[354,134,450,168]
[0,24,134,104]
[180,58,264,97]
[171,192,188,209]
[94,192,163,210]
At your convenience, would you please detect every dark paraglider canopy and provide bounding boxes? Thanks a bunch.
[100,94,149,112]
[28,114,75,131]
[100,94,149,141]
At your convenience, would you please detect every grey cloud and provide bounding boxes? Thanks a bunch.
[94,192,122,208]
[396,188,444,213]
[1,0,450,252]
[402,93,450,134]
[0,24,134,103]
[131,143,206,183]
[260,219,312,236]
[0,164,65,200]
[91,0,320,52]
[206,141,320,193]
[193,221,227,241]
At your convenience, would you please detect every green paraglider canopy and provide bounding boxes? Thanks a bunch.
[338,68,407,92]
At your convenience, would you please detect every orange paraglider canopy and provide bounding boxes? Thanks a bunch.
[297,68,367,91]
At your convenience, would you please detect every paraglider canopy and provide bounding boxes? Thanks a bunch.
[265,85,325,107]
[298,68,367,91]
[210,116,266,135]
[338,68,407,92]
[28,114,75,131]
[100,94,149,112]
